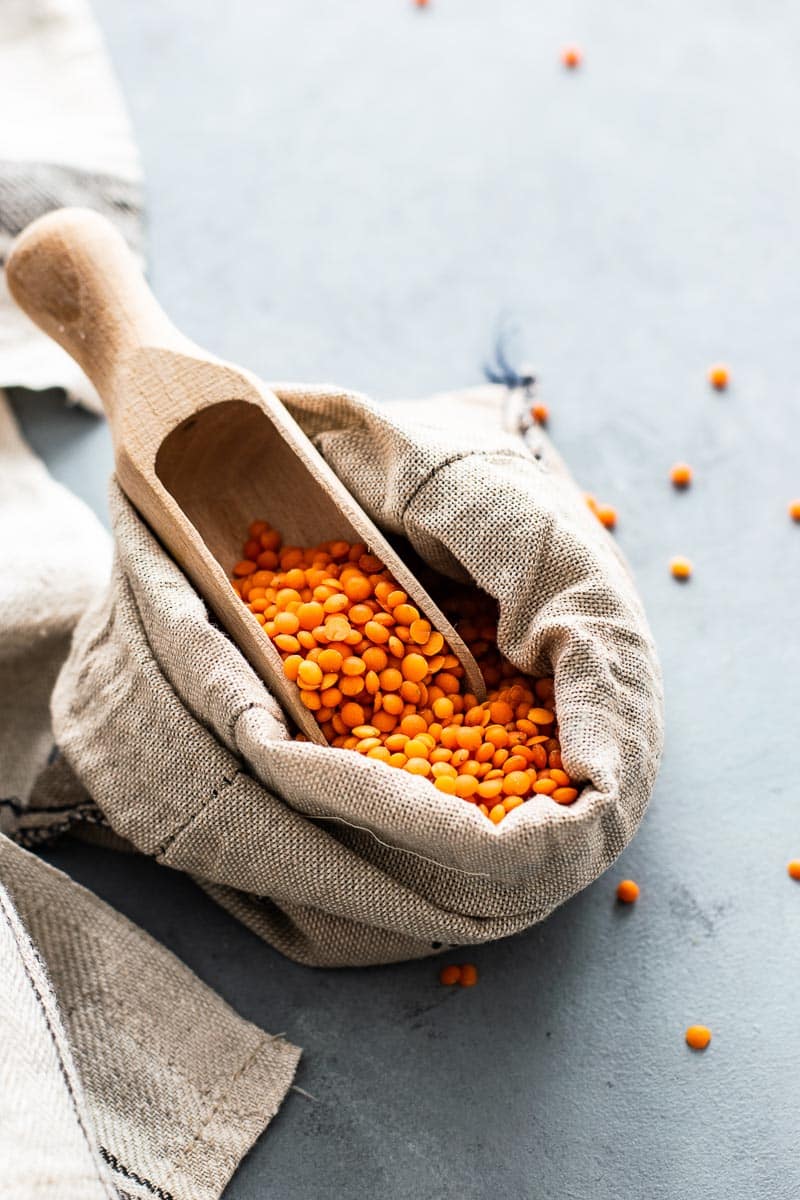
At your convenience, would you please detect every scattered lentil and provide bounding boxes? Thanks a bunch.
[789,500,800,523]
[562,45,582,69]
[439,963,478,987]
[586,494,618,530]
[596,505,617,530]
[787,860,800,881]
[616,879,640,903]
[670,463,693,489]
[530,403,549,425]
[685,1025,712,1051]
[708,364,729,390]
[670,556,692,581]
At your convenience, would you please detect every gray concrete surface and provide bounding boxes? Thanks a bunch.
[11,1,800,1196]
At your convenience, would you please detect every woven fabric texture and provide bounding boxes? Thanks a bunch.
[52,384,664,967]
[0,0,142,409]
[0,394,111,813]
[0,392,300,1198]
[0,871,115,1200]
[0,835,300,1200]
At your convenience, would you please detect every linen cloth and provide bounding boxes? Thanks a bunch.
[0,396,301,1200]
[0,836,299,1200]
[0,0,142,409]
[0,3,300,1196]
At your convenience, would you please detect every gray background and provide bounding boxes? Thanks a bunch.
[12,0,800,1196]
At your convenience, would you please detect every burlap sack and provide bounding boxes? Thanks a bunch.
[52,383,663,967]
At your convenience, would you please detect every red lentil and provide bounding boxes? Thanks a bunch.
[586,494,618,531]
[787,860,800,881]
[670,463,693,489]
[685,1025,712,1051]
[439,964,462,985]
[232,521,581,823]
[616,879,640,903]
[596,505,617,530]
[789,500,800,523]
[670,556,692,581]
[459,963,479,987]
[562,45,582,69]
[708,364,729,390]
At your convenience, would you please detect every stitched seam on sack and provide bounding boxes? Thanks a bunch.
[309,810,493,881]
[160,1034,288,1195]
[153,769,242,859]
[304,784,612,894]
[235,731,618,897]
[315,809,611,920]
[398,447,535,521]
[66,588,120,718]
[0,888,118,1200]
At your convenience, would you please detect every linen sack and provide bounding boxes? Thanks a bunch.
[52,382,664,968]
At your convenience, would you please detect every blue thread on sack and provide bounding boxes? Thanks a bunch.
[483,338,536,393]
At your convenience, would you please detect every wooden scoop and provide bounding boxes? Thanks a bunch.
[6,207,484,744]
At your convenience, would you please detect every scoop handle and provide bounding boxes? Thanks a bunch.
[5,207,192,414]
